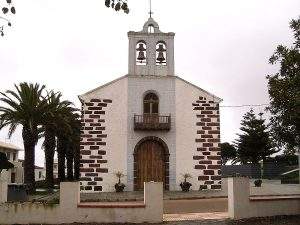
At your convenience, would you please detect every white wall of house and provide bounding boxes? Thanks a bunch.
[0,147,23,184]
[34,168,46,181]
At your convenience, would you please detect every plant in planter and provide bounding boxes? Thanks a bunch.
[180,173,192,192]
[114,171,126,192]
[254,179,262,187]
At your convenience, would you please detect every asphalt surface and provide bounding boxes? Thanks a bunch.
[44,215,300,224]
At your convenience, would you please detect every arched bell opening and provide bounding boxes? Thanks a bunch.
[156,41,167,65]
[136,41,147,65]
[148,24,155,33]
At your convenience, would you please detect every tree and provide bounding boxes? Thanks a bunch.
[267,17,300,155]
[220,142,236,165]
[0,83,47,191]
[0,152,14,175]
[54,103,78,182]
[66,114,81,181]
[0,0,15,36]
[1,0,129,37]
[105,0,129,13]
[42,91,74,189]
[72,116,81,181]
[235,109,276,164]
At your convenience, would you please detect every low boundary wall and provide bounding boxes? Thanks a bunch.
[0,182,163,224]
[222,164,261,179]
[228,177,300,219]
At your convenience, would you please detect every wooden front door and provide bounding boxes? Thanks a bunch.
[136,140,166,190]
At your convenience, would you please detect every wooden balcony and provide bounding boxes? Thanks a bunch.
[134,114,171,131]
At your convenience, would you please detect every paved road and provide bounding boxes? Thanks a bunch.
[164,198,227,214]
[45,215,300,224]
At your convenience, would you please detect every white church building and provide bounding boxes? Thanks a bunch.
[79,17,222,192]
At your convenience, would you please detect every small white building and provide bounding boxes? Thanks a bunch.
[79,17,222,192]
[0,141,23,183]
[0,141,45,183]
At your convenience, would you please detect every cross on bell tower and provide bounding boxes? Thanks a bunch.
[149,0,153,18]
[127,4,175,76]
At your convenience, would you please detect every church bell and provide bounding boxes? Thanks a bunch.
[156,44,166,64]
[136,43,146,62]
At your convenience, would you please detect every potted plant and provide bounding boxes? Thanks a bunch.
[254,179,262,187]
[114,171,126,192]
[180,173,192,192]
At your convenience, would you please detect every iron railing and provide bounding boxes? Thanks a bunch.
[134,114,171,131]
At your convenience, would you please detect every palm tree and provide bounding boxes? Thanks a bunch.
[66,113,81,181]
[42,91,74,189]
[54,102,78,182]
[71,116,81,181]
[0,83,46,192]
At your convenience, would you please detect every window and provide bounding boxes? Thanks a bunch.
[13,153,16,161]
[148,24,155,33]
[136,41,147,65]
[144,93,159,114]
[11,172,16,183]
[6,152,10,160]
[156,41,167,65]
[39,171,42,179]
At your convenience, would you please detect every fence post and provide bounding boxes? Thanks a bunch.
[0,181,8,203]
[144,182,163,223]
[60,182,80,209]
[228,177,250,219]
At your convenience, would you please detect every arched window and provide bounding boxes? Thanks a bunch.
[144,92,159,114]
[148,24,155,33]
[156,41,167,65]
[136,41,147,65]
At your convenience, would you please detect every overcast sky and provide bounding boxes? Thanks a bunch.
[0,0,299,166]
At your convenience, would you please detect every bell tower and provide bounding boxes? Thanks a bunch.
[128,17,175,76]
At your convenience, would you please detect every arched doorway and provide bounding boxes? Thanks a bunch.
[133,136,169,191]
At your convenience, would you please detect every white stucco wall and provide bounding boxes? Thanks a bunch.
[80,75,221,192]
[0,182,164,224]
[35,168,46,181]
[0,161,23,184]
[175,78,221,190]
[80,77,128,192]
[127,75,177,190]
[228,177,300,219]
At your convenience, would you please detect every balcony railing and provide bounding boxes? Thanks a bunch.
[134,114,171,131]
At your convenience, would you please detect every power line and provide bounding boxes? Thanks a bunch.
[219,104,269,108]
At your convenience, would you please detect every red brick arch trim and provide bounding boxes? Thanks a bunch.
[133,136,170,191]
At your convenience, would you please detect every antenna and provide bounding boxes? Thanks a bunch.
[149,0,153,18]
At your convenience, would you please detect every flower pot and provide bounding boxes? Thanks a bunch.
[180,182,192,192]
[115,183,125,192]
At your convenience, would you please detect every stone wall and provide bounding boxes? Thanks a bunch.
[193,96,221,190]
[80,98,112,192]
